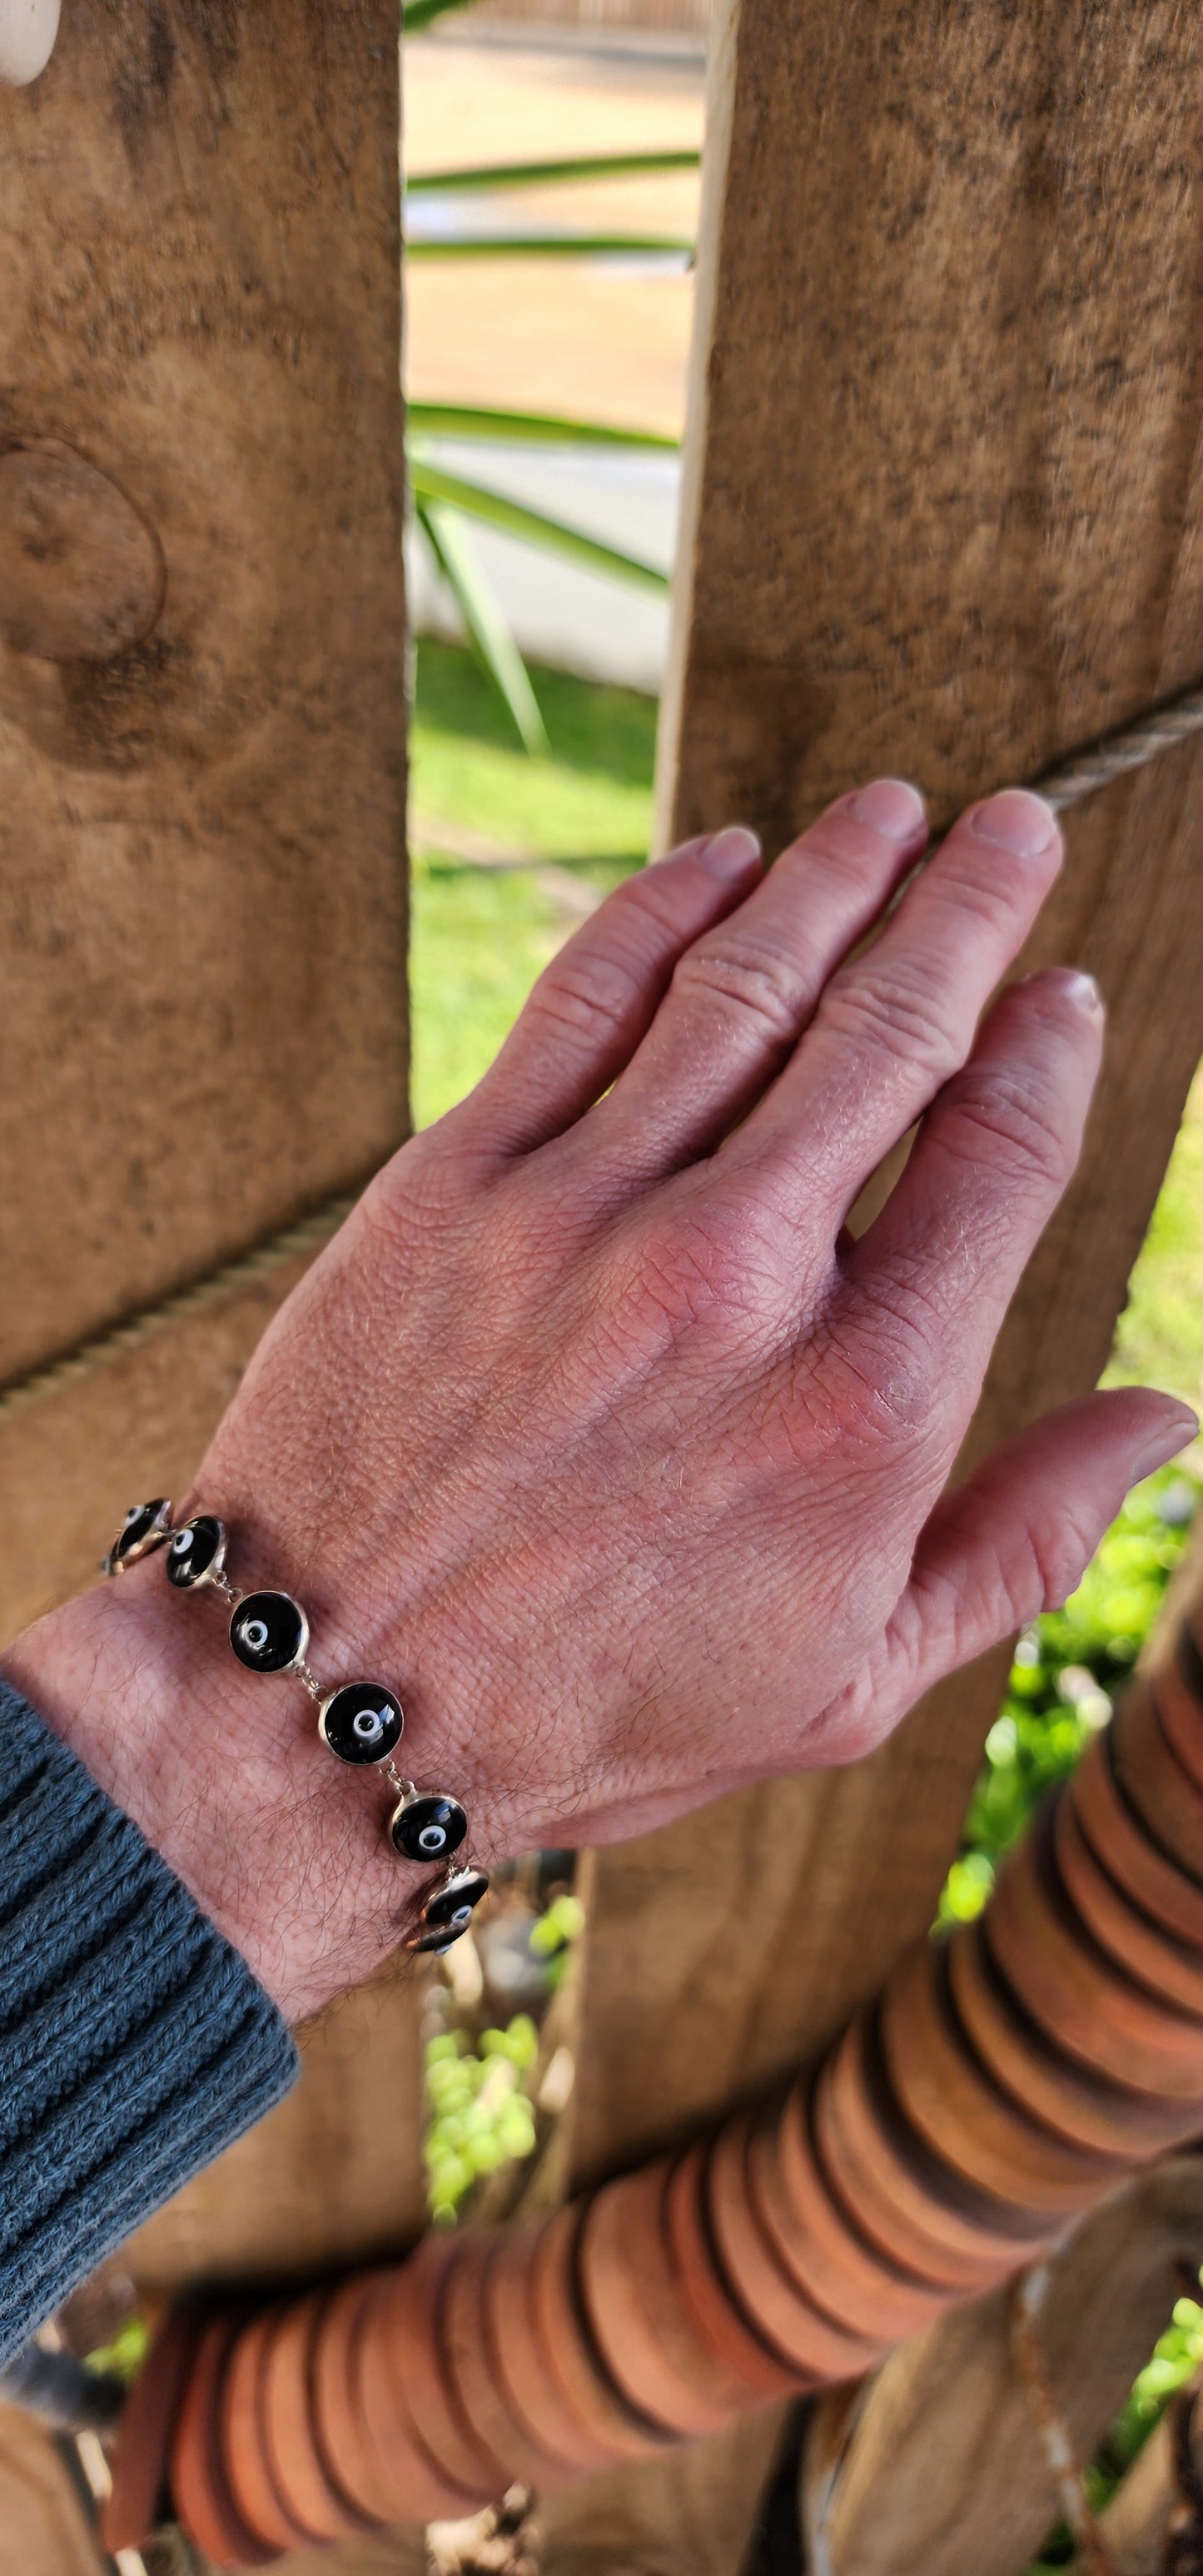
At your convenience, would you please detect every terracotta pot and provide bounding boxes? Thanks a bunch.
[217,2303,316,2554]
[486,2223,626,2477]
[102,2302,203,2555]
[815,2012,1049,2290]
[986,1811,1203,2096]
[440,2229,579,2491]
[365,2237,504,2507]
[354,2268,490,2524]
[309,2273,405,2526]
[579,2157,763,2435]
[1151,1643,1203,1800]
[947,1922,1189,2158]
[529,2203,668,2463]
[258,2287,370,2542]
[1054,1784,1203,2017]
[706,2115,887,2381]
[663,2142,801,2398]
[881,1934,1127,2212]
[1112,1678,1203,1884]
[1069,1732,1203,1949]
[170,2310,277,2569]
[748,2086,947,2344]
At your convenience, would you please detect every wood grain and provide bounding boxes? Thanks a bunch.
[0,0,408,1386]
[657,0,1203,858]
[803,2159,1203,2576]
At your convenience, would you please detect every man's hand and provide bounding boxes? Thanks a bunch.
[7,780,1195,2019]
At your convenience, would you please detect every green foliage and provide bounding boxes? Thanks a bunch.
[410,453,669,593]
[408,152,700,195]
[409,402,679,450]
[410,640,654,1129]
[85,2314,150,2385]
[937,1465,1201,1927]
[1106,1063,1203,1415]
[425,2016,540,2225]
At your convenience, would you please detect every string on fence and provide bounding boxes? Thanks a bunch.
[7,677,1203,1430]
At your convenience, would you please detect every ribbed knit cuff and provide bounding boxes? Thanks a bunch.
[0,1679,298,2360]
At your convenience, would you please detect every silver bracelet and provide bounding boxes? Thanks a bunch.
[103,1499,489,1956]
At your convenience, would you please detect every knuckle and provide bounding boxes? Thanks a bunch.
[526,942,644,1045]
[822,957,955,1075]
[670,937,812,1045]
[946,1067,1076,1192]
[1016,1505,1096,1619]
[633,1200,784,1339]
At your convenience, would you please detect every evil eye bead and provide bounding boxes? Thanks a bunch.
[106,1499,172,1574]
[410,1867,490,1951]
[390,1792,468,1864]
[230,1589,309,1675]
[165,1514,226,1591]
[319,1680,404,1768]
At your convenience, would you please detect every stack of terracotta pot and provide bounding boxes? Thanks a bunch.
[105,1621,1203,2566]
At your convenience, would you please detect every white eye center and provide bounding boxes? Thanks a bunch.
[124,1508,142,1527]
[419,1823,445,1852]
[353,1706,389,1742]
[171,1529,191,1553]
[242,1618,270,1652]
[450,1904,472,1928]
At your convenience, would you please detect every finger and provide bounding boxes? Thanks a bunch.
[838,968,1103,1435]
[724,787,1063,1226]
[453,827,762,1154]
[811,1390,1199,1763]
[555,778,929,1187]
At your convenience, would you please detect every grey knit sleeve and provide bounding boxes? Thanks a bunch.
[0,1678,298,2361]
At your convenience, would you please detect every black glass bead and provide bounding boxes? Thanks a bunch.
[230,1589,308,1674]
[165,1515,225,1591]
[423,1868,490,1937]
[390,1792,467,1864]
[107,1499,172,1573]
[319,1680,404,1768]
[411,1925,468,1956]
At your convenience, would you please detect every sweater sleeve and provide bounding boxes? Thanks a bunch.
[0,1678,298,2361]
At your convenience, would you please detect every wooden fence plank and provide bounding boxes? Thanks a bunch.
[0,4,426,2324]
[803,2159,1203,2576]
[0,0,408,1388]
[569,0,1203,2192]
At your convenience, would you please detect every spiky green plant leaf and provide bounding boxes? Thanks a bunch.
[410,457,670,592]
[408,401,678,450]
[406,232,693,260]
[402,0,481,30]
[415,499,549,756]
[407,150,701,193]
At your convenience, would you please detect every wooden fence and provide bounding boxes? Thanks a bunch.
[3,0,1203,2569]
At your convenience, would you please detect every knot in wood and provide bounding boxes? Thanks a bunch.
[0,439,165,662]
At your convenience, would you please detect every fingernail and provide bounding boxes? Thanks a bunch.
[969,788,1059,856]
[1131,1410,1200,1480]
[1030,966,1104,1020]
[846,778,927,839]
[697,824,763,882]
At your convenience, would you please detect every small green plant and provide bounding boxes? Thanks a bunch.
[528,1891,586,1991]
[85,2313,150,2385]
[937,1464,1201,1927]
[425,2015,539,2224]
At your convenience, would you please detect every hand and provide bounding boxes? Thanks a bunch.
[6,780,1195,2021]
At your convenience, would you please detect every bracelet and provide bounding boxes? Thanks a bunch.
[103,1499,490,1957]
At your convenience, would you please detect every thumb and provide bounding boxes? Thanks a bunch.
[829,1387,1197,1756]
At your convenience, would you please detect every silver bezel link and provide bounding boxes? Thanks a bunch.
[106,1503,484,1942]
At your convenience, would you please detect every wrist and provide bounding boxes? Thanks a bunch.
[0,1559,431,2022]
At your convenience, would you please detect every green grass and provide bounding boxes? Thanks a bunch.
[409,639,655,1128]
